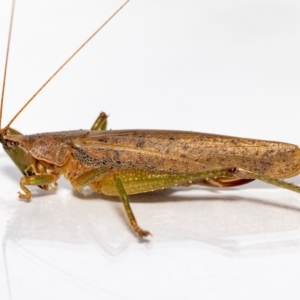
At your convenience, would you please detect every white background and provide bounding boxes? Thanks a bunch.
[1,0,300,299]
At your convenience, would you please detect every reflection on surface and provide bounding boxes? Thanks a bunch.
[3,185,300,255]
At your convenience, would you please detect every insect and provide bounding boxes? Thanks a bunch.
[1,0,300,238]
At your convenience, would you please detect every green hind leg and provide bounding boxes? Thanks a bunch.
[233,168,300,193]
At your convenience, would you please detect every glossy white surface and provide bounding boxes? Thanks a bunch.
[1,0,300,299]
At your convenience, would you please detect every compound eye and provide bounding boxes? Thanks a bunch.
[6,140,16,148]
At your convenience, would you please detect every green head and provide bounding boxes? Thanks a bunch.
[1,128,36,175]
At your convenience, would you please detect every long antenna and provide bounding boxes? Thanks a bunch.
[0,0,16,129]
[3,0,129,131]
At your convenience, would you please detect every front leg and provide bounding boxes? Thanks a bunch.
[19,173,58,201]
